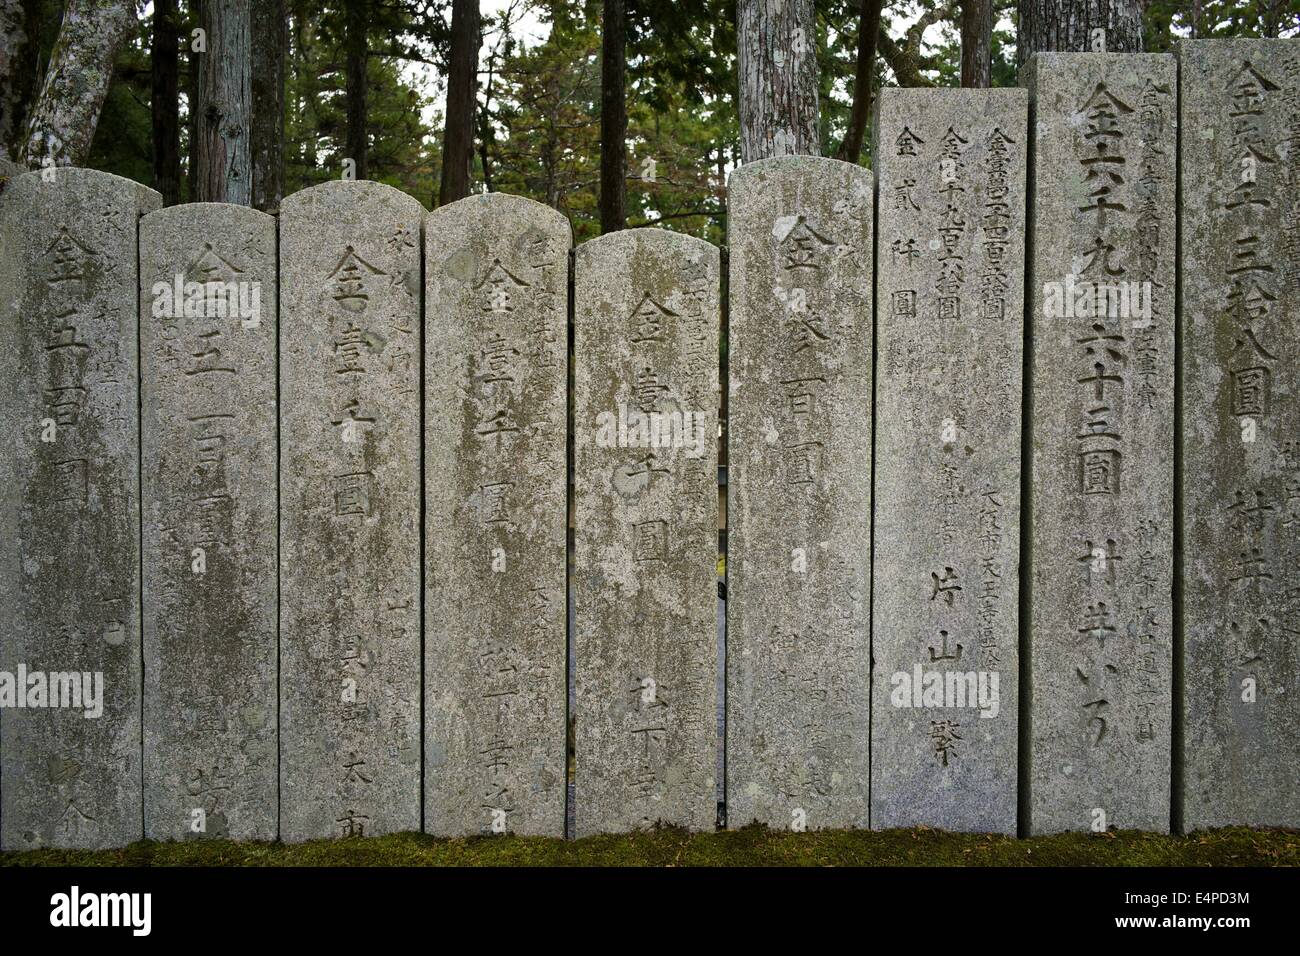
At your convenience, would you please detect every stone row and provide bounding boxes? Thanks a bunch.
[1,42,1297,849]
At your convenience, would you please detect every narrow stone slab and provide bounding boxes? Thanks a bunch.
[573,228,719,837]
[0,168,160,850]
[1180,38,1300,831]
[140,203,278,841]
[1024,53,1176,834]
[279,181,423,842]
[871,89,1027,834]
[424,193,570,837]
[726,156,873,831]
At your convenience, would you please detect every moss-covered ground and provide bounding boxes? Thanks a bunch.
[2,825,1296,867]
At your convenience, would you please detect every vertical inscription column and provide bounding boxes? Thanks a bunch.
[280,182,423,841]
[1181,39,1300,830]
[872,89,1026,833]
[424,193,570,836]
[1025,54,1176,833]
[574,229,720,836]
[140,204,278,841]
[0,169,161,849]
[726,156,873,831]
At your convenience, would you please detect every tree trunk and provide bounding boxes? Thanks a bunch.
[737,0,820,162]
[251,0,285,211]
[152,0,181,205]
[1016,0,1143,71]
[289,0,307,182]
[18,0,139,167]
[477,52,497,194]
[0,0,28,162]
[344,0,369,180]
[1262,0,1284,38]
[836,0,881,163]
[196,0,252,203]
[188,0,202,200]
[961,0,992,88]
[439,0,479,205]
[598,0,626,232]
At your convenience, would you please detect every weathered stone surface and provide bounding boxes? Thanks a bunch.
[140,203,277,841]
[0,168,160,849]
[1024,53,1176,834]
[871,89,1026,834]
[725,156,873,831]
[0,157,22,196]
[573,228,719,837]
[279,181,423,842]
[424,193,569,837]
[1180,39,1300,831]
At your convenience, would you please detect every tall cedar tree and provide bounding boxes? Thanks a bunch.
[196,0,253,203]
[345,0,369,179]
[737,0,819,160]
[251,0,286,210]
[599,0,626,231]
[1017,0,1143,69]
[152,0,182,204]
[440,0,480,205]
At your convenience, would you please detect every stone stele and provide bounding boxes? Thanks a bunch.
[725,155,873,831]
[573,228,719,837]
[0,168,160,849]
[279,181,423,842]
[424,193,570,837]
[1179,38,1300,831]
[1024,53,1176,835]
[872,88,1026,834]
[140,202,278,841]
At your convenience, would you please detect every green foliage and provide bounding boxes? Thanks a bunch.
[286,0,437,198]
[482,8,602,237]
[3,825,1297,867]
[485,0,731,242]
[19,0,1300,237]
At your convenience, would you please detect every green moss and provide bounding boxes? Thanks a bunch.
[2,825,1296,867]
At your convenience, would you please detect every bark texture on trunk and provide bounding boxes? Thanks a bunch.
[19,0,139,167]
[1016,0,1143,70]
[598,0,626,232]
[344,0,369,180]
[196,0,252,204]
[737,0,820,162]
[251,0,285,211]
[961,0,992,88]
[0,0,28,161]
[153,0,181,206]
[439,0,479,205]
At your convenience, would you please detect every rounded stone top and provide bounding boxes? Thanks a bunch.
[426,191,573,247]
[728,153,874,191]
[429,189,569,223]
[141,201,275,230]
[576,225,719,263]
[2,165,161,210]
[279,178,427,218]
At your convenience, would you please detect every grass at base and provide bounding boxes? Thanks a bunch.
[2,825,1297,867]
